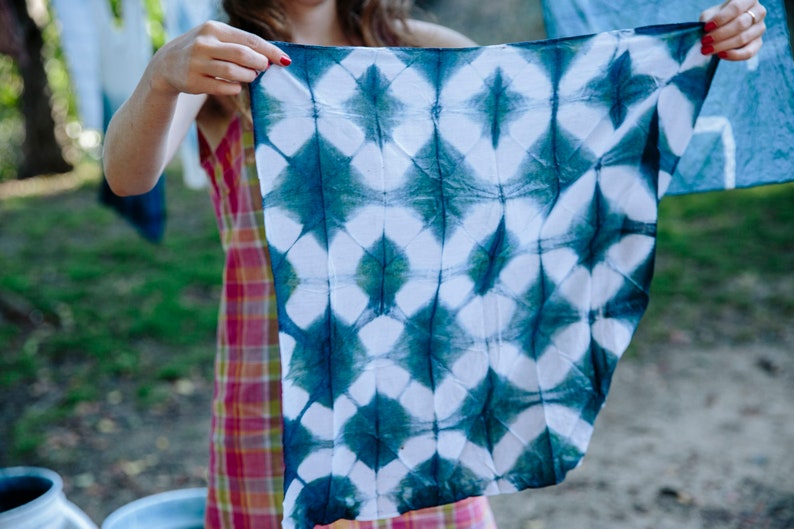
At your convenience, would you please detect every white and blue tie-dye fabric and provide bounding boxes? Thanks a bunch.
[250,23,717,529]
[541,0,794,193]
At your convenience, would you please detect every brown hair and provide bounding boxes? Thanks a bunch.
[222,0,416,47]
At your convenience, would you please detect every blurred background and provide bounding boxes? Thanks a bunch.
[1,0,793,527]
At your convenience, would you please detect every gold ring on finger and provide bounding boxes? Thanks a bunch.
[746,9,758,24]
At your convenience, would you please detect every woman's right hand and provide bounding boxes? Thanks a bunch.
[148,20,291,97]
[104,21,291,196]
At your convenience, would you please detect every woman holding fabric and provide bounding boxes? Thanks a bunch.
[103,0,766,527]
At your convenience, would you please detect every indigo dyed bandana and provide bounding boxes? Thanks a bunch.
[250,23,717,529]
[541,0,794,193]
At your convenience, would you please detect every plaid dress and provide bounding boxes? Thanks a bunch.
[199,115,497,529]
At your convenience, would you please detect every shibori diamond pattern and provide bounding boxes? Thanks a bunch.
[250,23,717,529]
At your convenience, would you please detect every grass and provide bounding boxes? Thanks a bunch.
[0,162,223,458]
[635,183,794,352]
[1,163,792,460]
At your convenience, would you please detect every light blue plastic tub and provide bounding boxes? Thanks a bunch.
[101,488,207,529]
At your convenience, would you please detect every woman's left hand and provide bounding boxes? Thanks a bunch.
[700,0,767,60]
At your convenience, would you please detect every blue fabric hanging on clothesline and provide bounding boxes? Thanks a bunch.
[250,23,718,529]
[52,0,219,241]
[52,0,165,242]
[541,0,794,194]
[164,0,221,190]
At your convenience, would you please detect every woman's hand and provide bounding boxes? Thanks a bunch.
[148,20,291,97]
[700,0,767,61]
[104,21,291,196]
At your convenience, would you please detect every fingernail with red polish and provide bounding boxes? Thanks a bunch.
[701,45,714,55]
[280,56,292,66]
[704,21,718,32]
[701,35,714,45]
[718,51,728,59]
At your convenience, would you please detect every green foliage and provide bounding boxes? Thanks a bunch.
[0,1,78,182]
[0,56,24,180]
[0,56,22,106]
[0,0,169,182]
[41,3,78,123]
[107,0,166,49]
[144,0,167,50]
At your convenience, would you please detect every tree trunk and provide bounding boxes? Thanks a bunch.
[0,0,23,59]
[5,0,72,179]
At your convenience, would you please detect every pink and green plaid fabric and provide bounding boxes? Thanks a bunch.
[198,115,496,529]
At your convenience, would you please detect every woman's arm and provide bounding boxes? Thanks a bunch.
[700,0,767,61]
[103,21,290,196]
[103,84,205,196]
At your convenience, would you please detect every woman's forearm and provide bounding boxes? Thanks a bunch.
[101,20,286,196]
[102,67,205,196]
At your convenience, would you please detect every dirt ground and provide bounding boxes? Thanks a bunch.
[4,2,794,528]
[489,344,794,529]
[47,342,793,529]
